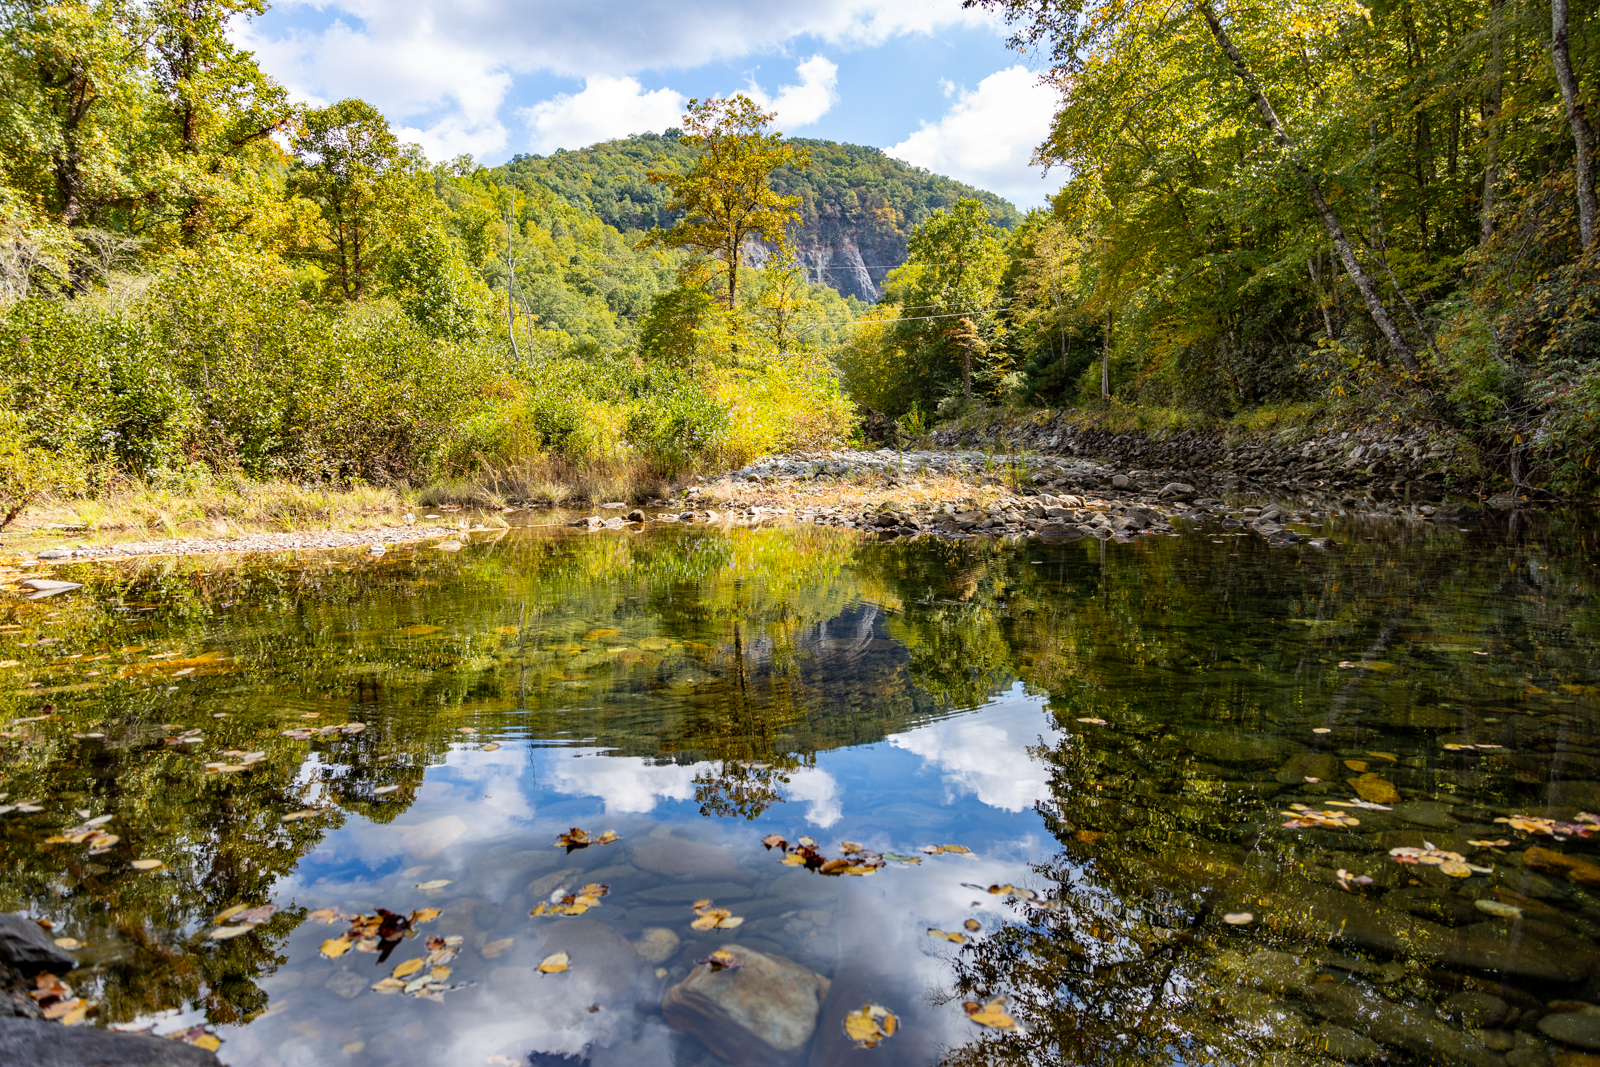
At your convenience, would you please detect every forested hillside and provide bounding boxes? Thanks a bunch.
[1,0,1596,525]
[494,135,1020,300]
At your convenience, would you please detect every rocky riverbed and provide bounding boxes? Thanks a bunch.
[615,447,1488,545]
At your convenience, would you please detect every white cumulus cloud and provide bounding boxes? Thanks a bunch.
[888,65,1065,207]
[746,55,840,130]
[521,77,688,155]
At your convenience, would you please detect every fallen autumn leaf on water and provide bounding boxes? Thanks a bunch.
[1076,717,1107,725]
[392,958,424,979]
[537,952,569,974]
[919,844,971,856]
[843,1003,898,1049]
[320,937,352,958]
[964,919,981,932]
[964,997,1016,1030]
[1222,912,1254,925]
[694,949,740,971]
[554,827,621,852]
[129,859,164,871]
[927,928,967,944]
[690,900,744,930]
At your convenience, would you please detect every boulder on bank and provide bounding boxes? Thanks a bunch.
[662,946,830,1066]
[0,1017,221,1067]
[0,915,77,978]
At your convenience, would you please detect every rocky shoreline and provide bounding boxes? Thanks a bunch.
[923,410,1493,504]
[662,447,1489,546]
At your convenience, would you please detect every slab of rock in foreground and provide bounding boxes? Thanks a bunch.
[662,946,830,1066]
[0,1016,221,1066]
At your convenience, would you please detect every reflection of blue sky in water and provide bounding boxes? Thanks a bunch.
[211,692,1061,1065]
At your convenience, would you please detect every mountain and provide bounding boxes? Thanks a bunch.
[490,133,1022,302]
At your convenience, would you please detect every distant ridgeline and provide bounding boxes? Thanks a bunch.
[492,133,1020,302]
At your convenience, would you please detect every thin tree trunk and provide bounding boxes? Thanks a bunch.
[1194,0,1422,374]
[1308,256,1336,339]
[1482,0,1504,243]
[1552,0,1597,250]
[1101,308,1111,399]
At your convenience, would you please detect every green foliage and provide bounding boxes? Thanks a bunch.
[963,0,1600,490]
[0,393,85,528]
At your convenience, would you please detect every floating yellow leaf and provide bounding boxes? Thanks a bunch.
[927,928,968,944]
[840,841,864,854]
[844,1003,899,1048]
[192,1035,221,1052]
[716,916,744,929]
[481,743,500,751]
[781,853,805,866]
[409,907,442,924]
[306,908,341,924]
[371,977,406,994]
[1222,912,1254,925]
[59,1002,89,1027]
[429,966,451,981]
[1366,751,1398,761]
[691,911,725,931]
[965,997,1016,1030]
[320,937,353,958]
[1438,860,1473,877]
[393,958,424,979]
[964,919,981,932]
[129,859,164,871]
[1343,760,1369,773]
[537,951,569,974]
[52,938,83,950]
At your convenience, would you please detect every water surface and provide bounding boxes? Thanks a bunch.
[3,513,1598,1065]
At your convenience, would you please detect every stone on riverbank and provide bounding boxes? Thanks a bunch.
[0,914,77,977]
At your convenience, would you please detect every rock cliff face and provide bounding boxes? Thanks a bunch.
[498,134,1021,303]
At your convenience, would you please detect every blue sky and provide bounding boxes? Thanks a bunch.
[237,0,1069,207]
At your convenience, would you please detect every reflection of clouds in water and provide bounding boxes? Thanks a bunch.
[889,686,1060,812]
[786,766,843,827]
[543,749,844,826]
[545,749,706,812]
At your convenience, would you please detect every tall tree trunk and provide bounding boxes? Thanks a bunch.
[1194,0,1422,374]
[1552,0,1597,250]
[1101,308,1111,399]
[1481,0,1504,243]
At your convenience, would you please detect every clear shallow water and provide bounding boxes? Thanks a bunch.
[2,514,1599,1066]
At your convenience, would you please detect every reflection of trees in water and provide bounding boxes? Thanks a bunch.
[928,515,1600,1067]
[2,512,1596,1035]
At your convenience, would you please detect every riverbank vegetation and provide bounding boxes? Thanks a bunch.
[2,0,1597,533]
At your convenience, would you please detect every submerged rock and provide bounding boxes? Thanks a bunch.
[632,927,680,965]
[1539,1006,1600,1051]
[1302,981,1496,1066]
[662,946,829,1066]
